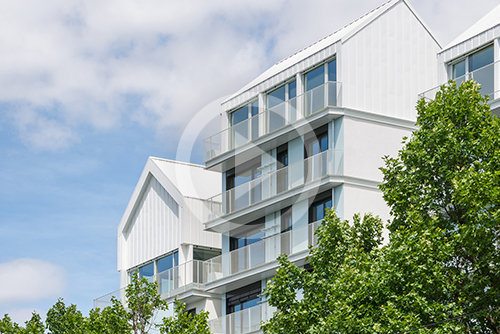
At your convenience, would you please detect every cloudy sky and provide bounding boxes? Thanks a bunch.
[0,0,498,325]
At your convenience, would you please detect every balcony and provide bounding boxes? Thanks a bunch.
[203,81,342,166]
[208,302,275,334]
[419,60,500,104]
[93,260,207,308]
[202,221,321,289]
[202,149,343,229]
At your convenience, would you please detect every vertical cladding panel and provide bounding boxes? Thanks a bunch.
[343,1,439,119]
[125,177,180,270]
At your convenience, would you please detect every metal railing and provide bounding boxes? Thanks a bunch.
[419,60,500,101]
[208,302,275,334]
[93,260,206,308]
[203,221,322,284]
[204,81,342,162]
[202,149,343,223]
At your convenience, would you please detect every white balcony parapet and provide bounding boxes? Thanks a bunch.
[93,260,207,309]
[202,149,343,224]
[203,81,342,162]
[419,60,500,102]
[202,221,322,285]
[208,302,275,334]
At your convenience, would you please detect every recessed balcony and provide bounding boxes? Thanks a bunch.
[419,60,500,114]
[93,260,207,308]
[201,149,343,232]
[208,301,275,334]
[203,81,342,170]
[202,221,321,292]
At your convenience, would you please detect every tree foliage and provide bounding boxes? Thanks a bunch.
[1,270,210,334]
[264,80,500,333]
[158,298,210,334]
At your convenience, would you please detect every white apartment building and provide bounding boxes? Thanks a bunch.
[94,1,500,333]
[419,3,500,117]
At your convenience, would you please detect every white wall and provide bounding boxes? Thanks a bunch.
[122,176,181,270]
[182,197,221,249]
[342,1,440,120]
[343,116,412,182]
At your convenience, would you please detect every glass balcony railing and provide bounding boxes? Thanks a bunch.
[203,221,322,284]
[419,60,499,101]
[93,260,206,309]
[202,149,343,223]
[208,302,275,334]
[204,81,342,162]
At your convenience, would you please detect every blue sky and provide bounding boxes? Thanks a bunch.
[0,0,498,325]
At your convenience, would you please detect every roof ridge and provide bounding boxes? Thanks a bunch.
[275,0,395,66]
[150,156,206,169]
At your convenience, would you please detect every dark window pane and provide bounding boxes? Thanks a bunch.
[328,59,337,81]
[232,106,248,125]
[268,86,286,109]
[469,45,494,72]
[289,81,297,99]
[453,60,466,79]
[193,248,221,261]
[139,262,154,278]
[226,282,261,314]
[306,66,325,91]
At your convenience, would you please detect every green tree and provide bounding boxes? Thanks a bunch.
[264,80,500,333]
[86,298,131,334]
[380,79,500,332]
[157,298,211,334]
[23,313,44,334]
[46,299,85,334]
[125,271,168,334]
[0,314,23,334]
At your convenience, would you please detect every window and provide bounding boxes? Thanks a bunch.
[226,157,262,211]
[231,101,259,148]
[230,217,265,251]
[267,81,297,132]
[138,262,154,280]
[305,59,337,114]
[280,206,293,255]
[193,246,221,283]
[309,191,332,223]
[452,45,494,96]
[131,250,179,294]
[276,143,289,193]
[304,126,329,181]
[230,218,265,274]
[226,281,261,314]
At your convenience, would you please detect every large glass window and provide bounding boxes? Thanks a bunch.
[132,250,179,294]
[229,218,265,274]
[268,81,297,132]
[231,101,259,148]
[304,126,329,181]
[226,281,261,314]
[226,157,262,211]
[230,218,265,251]
[305,59,337,114]
[452,45,494,96]
[138,262,154,280]
[309,191,332,223]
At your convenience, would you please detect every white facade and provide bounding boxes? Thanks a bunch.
[96,1,500,333]
[420,3,500,116]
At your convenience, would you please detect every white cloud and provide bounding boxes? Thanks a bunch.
[0,258,66,304]
[0,0,498,151]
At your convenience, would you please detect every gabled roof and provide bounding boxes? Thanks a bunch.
[117,157,221,234]
[443,4,500,51]
[222,0,439,105]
